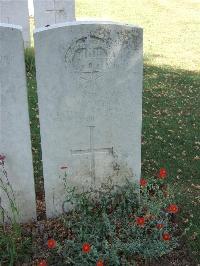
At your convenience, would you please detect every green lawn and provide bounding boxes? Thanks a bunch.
[76,0,200,71]
[76,1,200,259]
[27,0,200,262]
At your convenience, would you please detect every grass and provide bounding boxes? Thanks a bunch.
[75,1,200,260]
[26,0,200,263]
[26,54,200,263]
[76,0,200,71]
[142,64,200,261]
[30,0,200,72]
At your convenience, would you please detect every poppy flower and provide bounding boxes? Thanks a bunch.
[162,232,171,241]
[38,260,47,266]
[47,239,56,249]
[167,204,179,214]
[156,223,164,229]
[96,259,104,266]
[140,178,147,187]
[136,217,145,226]
[82,242,91,253]
[158,168,167,179]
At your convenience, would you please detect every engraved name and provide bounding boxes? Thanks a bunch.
[65,35,114,74]
[0,55,14,66]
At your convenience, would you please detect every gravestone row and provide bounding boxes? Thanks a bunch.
[0,21,143,222]
[0,24,36,222]
[0,0,76,46]
[0,0,30,46]
[34,0,75,28]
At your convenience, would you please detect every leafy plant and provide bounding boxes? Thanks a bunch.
[0,155,31,265]
[47,170,180,265]
[25,47,36,75]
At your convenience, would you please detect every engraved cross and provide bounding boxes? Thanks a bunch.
[46,0,65,23]
[3,17,10,23]
[71,126,113,184]
[6,17,9,23]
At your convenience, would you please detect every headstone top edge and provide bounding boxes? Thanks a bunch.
[34,21,143,35]
[0,23,22,32]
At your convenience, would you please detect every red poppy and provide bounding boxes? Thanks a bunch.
[158,168,167,179]
[156,223,164,229]
[47,239,56,249]
[38,260,47,266]
[82,242,91,253]
[162,232,171,241]
[96,259,104,266]
[136,217,145,226]
[167,204,179,213]
[140,178,147,187]
[0,154,6,161]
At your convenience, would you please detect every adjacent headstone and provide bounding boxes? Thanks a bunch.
[34,22,143,217]
[34,0,75,28]
[0,0,30,47]
[0,24,36,222]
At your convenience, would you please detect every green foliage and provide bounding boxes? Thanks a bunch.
[76,0,200,72]
[142,64,200,261]
[26,17,200,261]
[25,47,36,75]
[26,48,43,194]
[0,224,31,266]
[49,174,179,265]
[0,161,31,265]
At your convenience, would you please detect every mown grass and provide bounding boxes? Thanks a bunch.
[75,1,200,259]
[76,0,200,71]
[142,64,200,261]
[26,47,200,262]
[25,49,44,198]
[31,0,200,72]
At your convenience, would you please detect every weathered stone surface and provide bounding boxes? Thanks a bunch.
[0,0,30,46]
[34,22,143,217]
[0,24,36,222]
[34,0,75,28]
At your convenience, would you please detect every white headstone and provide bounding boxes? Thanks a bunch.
[0,24,36,222]
[34,22,143,217]
[0,0,30,47]
[34,0,75,28]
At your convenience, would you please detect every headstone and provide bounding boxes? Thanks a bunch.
[34,22,143,217]
[0,0,30,47]
[0,24,36,222]
[34,0,75,28]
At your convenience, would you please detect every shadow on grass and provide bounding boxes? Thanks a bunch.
[142,61,200,262]
[25,48,46,220]
[25,48,200,261]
